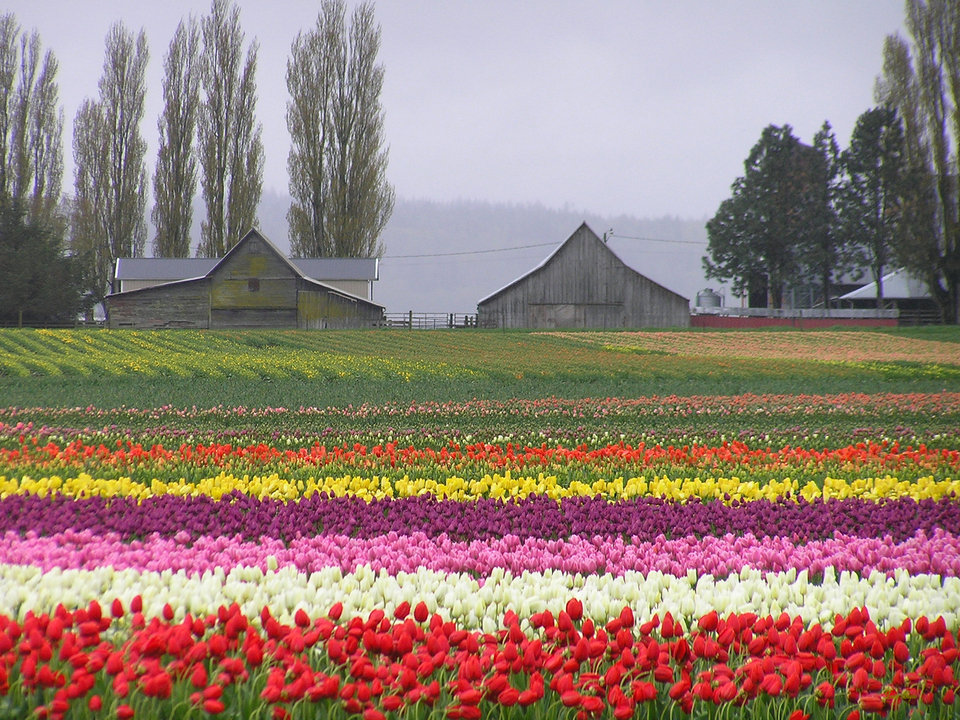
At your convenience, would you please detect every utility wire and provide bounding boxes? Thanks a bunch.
[383,242,556,259]
[607,232,707,245]
[383,233,705,259]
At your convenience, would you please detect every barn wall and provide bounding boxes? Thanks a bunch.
[107,281,210,329]
[108,231,383,329]
[622,274,691,327]
[478,225,690,329]
[318,279,371,300]
[118,279,174,293]
[210,236,299,316]
[297,288,384,329]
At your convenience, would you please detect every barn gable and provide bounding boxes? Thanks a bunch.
[208,229,302,327]
[106,229,384,329]
[477,223,690,329]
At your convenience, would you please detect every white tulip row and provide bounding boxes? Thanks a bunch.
[1,562,957,633]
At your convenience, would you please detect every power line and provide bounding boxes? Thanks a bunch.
[382,242,556,259]
[381,231,706,260]
[607,232,707,245]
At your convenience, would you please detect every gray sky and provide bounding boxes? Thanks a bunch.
[7,1,905,220]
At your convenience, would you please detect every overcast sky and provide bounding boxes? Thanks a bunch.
[6,1,906,220]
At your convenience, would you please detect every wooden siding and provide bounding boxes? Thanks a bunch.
[478,224,690,329]
[107,280,210,329]
[297,285,384,329]
[319,279,370,300]
[106,230,384,329]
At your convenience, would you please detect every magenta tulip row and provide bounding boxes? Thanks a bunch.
[5,527,960,579]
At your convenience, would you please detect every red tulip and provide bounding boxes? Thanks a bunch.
[565,598,583,622]
[203,699,225,714]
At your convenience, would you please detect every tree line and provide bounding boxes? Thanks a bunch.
[704,0,960,324]
[0,0,393,325]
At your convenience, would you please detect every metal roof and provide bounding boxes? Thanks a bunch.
[115,255,379,281]
[838,268,930,300]
[114,257,216,280]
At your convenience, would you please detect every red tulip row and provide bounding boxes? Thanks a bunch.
[3,436,957,474]
[1,598,957,719]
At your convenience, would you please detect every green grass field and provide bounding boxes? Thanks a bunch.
[1,326,958,412]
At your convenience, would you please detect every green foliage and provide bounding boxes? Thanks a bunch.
[0,197,87,326]
[838,106,906,306]
[704,125,827,308]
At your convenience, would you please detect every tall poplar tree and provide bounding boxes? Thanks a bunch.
[286,0,393,257]
[71,22,148,309]
[0,12,63,228]
[876,0,960,323]
[153,17,200,258]
[197,0,263,257]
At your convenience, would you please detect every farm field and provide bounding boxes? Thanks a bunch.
[1,326,960,719]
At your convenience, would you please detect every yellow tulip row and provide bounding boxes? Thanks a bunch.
[2,471,959,503]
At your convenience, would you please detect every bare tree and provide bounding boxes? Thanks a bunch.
[0,13,63,227]
[197,0,263,257]
[71,22,148,309]
[153,17,200,257]
[286,0,393,258]
[877,0,960,323]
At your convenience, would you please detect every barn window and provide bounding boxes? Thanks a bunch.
[248,278,260,292]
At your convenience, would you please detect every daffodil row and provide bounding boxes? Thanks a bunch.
[3,470,959,503]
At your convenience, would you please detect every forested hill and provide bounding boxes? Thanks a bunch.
[257,191,714,314]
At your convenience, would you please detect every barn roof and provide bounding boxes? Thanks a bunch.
[477,222,689,306]
[108,228,384,309]
[837,267,930,300]
[114,244,380,283]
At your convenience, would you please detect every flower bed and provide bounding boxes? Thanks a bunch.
[1,391,958,719]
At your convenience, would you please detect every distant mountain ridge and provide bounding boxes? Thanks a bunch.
[253,191,718,314]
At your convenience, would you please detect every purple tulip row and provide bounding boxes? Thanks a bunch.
[4,526,959,579]
[3,492,960,543]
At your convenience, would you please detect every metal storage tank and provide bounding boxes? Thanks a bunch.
[696,288,722,308]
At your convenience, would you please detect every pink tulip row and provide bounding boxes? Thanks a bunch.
[5,527,960,579]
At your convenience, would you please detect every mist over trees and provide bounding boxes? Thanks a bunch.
[197,0,263,258]
[152,17,200,258]
[70,22,149,309]
[286,0,393,258]
[4,1,960,322]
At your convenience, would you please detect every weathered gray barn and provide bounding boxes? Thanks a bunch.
[106,229,384,329]
[477,223,690,328]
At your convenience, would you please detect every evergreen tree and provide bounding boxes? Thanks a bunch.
[704,124,819,308]
[0,196,86,326]
[838,106,906,308]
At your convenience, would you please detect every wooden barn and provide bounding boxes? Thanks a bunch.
[477,223,690,329]
[106,229,384,329]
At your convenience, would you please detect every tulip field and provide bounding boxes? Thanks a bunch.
[1,327,960,720]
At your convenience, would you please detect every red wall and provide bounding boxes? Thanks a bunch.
[689,315,898,329]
